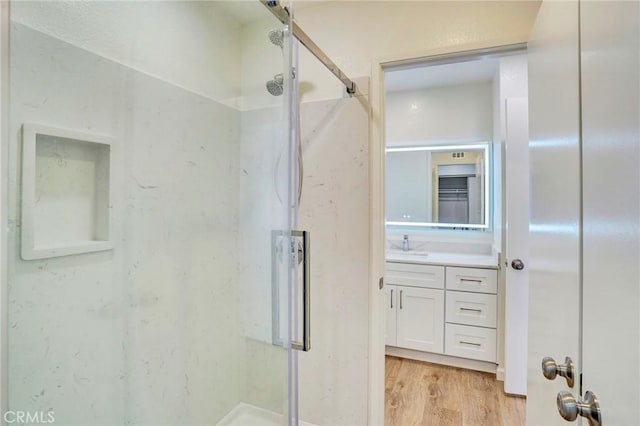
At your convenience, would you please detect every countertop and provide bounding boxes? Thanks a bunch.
[385,250,500,269]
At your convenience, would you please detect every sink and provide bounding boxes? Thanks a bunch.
[386,249,429,257]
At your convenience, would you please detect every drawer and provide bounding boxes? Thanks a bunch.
[446,291,497,328]
[446,266,497,294]
[445,324,497,362]
[385,262,444,289]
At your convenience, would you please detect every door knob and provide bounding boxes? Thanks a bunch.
[511,259,525,270]
[542,356,575,388]
[557,390,601,426]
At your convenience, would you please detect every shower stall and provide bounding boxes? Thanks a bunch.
[1,1,364,424]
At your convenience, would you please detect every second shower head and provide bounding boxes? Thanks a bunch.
[266,73,284,96]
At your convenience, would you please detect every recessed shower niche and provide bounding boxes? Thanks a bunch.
[21,124,113,260]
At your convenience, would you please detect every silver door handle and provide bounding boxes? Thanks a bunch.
[271,230,310,353]
[557,390,601,426]
[460,307,482,313]
[542,356,575,388]
[511,259,525,270]
[390,289,394,309]
[460,278,482,284]
[399,290,403,309]
[291,230,310,352]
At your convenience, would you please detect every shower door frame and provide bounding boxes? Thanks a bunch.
[0,1,9,424]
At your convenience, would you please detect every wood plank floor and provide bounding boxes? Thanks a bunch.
[385,356,526,426]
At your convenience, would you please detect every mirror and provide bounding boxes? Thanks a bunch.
[385,143,490,229]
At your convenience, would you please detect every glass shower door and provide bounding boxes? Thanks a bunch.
[5,1,299,425]
[234,1,301,424]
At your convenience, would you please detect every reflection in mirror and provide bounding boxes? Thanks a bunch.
[385,143,490,229]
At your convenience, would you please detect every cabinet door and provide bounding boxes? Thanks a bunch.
[397,287,444,353]
[385,285,397,346]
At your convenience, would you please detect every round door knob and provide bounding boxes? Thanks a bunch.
[511,259,525,270]
[541,356,575,388]
[542,357,559,380]
[557,391,579,421]
[557,390,601,426]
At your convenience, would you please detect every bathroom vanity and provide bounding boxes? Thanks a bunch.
[385,249,500,373]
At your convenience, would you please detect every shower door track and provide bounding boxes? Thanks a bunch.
[259,0,357,95]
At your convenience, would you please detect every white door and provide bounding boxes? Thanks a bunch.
[528,0,640,424]
[527,1,582,424]
[580,1,640,423]
[385,285,397,346]
[396,287,444,353]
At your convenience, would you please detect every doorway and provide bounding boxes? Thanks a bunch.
[372,45,530,425]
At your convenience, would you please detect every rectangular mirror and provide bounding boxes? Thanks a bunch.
[385,143,490,229]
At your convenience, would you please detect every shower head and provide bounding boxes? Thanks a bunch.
[266,73,284,96]
[268,29,284,48]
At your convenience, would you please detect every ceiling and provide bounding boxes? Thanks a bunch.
[216,0,326,25]
[385,58,499,92]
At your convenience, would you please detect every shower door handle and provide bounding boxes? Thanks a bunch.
[291,230,311,352]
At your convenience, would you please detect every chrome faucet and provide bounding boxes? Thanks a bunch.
[402,235,409,252]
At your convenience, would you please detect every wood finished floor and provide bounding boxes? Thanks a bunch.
[385,356,525,426]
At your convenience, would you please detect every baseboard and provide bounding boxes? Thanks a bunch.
[496,366,505,382]
[386,346,497,374]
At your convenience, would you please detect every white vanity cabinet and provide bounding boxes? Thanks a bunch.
[385,261,498,366]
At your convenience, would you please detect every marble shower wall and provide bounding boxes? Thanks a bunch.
[8,18,242,425]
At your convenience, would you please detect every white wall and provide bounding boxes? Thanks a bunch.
[385,83,494,144]
[11,0,243,107]
[294,1,541,102]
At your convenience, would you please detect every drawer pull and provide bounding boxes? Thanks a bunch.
[460,307,482,313]
[390,289,394,309]
[460,278,483,284]
[399,290,403,309]
[460,340,482,347]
